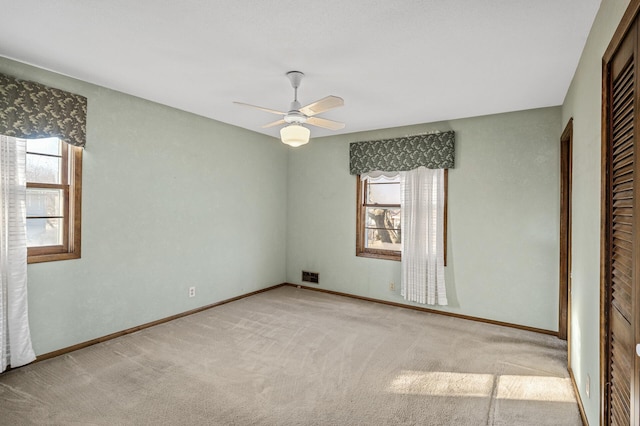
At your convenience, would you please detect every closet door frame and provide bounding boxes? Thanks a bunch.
[602,1,640,424]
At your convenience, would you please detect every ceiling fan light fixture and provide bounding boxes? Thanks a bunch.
[280,124,310,147]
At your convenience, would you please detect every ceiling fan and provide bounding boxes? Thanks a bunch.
[234,71,345,147]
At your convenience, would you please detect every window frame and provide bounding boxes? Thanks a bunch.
[27,139,83,264]
[355,170,448,264]
[355,175,402,261]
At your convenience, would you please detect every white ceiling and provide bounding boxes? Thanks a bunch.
[0,0,601,140]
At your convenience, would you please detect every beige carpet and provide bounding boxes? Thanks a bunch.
[0,286,581,425]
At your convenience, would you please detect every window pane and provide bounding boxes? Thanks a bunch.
[27,218,63,247]
[27,188,64,217]
[365,229,401,251]
[26,153,61,184]
[365,207,401,249]
[365,207,401,228]
[26,137,61,156]
[367,182,400,205]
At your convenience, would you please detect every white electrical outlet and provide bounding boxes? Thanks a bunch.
[188,286,196,298]
[586,374,590,398]
[389,282,396,291]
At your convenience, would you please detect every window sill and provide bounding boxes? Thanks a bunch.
[28,251,81,264]
[356,251,401,262]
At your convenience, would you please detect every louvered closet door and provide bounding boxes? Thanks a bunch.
[606,19,639,426]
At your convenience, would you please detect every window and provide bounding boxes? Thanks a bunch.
[356,173,402,261]
[356,170,448,263]
[26,137,82,263]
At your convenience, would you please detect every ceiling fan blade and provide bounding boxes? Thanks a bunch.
[262,119,286,128]
[233,101,285,115]
[306,116,346,130]
[299,96,344,117]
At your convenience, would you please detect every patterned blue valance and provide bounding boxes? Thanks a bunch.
[0,73,87,147]
[349,131,455,175]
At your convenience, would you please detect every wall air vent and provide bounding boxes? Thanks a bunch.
[302,271,319,284]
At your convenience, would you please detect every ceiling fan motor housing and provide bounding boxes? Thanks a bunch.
[284,109,307,124]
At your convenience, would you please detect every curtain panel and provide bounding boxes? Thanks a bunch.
[0,135,36,372]
[349,131,455,175]
[400,167,447,306]
[0,73,87,148]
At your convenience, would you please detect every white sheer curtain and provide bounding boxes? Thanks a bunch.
[400,167,447,305]
[0,135,35,372]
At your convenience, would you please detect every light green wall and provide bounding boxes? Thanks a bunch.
[286,107,562,331]
[561,0,629,423]
[0,57,288,356]
[3,7,620,418]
